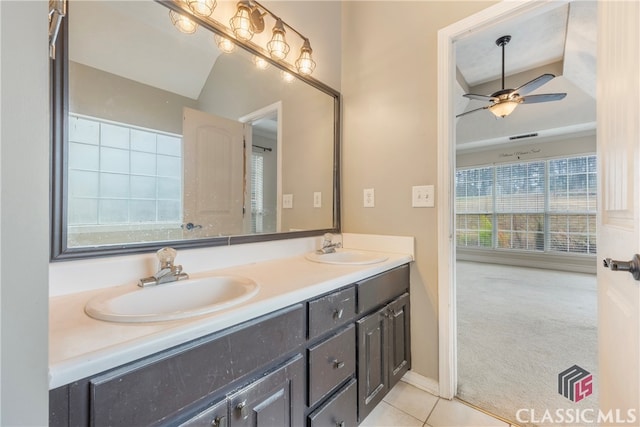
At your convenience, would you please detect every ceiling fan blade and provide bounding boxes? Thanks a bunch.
[463,93,496,102]
[456,106,490,118]
[520,93,567,104]
[514,73,555,95]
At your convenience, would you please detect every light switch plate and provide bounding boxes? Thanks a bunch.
[283,194,293,209]
[364,188,375,208]
[412,185,434,208]
[313,192,322,208]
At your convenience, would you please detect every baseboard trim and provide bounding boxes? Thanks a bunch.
[401,371,440,396]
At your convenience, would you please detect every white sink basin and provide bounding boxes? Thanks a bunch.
[85,275,259,323]
[305,250,388,265]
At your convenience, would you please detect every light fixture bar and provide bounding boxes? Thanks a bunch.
[161,0,319,78]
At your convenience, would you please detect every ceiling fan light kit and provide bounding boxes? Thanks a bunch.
[457,35,567,119]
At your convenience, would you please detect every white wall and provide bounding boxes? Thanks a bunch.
[0,1,50,425]
[341,0,497,382]
[457,133,597,167]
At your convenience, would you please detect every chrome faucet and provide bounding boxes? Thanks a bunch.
[139,247,189,287]
[316,233,342,254]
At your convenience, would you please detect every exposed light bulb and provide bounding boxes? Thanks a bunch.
[267,19,290,60]
[187,0,216,17]
[295,39,316,76]
[253,55,270,70]
[230,2,254,41]
[215,34,236,53]
[169,10,198,34]
[281,70,295,83]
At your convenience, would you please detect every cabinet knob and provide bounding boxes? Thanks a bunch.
[333,359,345,369]
[235,400,247,418]
[336,421,345,427]
[212,415,227,427]
[333,308,344,320]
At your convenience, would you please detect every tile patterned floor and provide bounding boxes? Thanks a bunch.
[361,381,517,427]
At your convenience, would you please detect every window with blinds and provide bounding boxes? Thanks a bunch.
[455,167,493,247]
[250,151,265,233]
[455,155,597,255]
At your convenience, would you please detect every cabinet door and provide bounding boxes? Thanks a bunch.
[228,354,304,427]
[387,293,411,389]
[179,399,227,427]
[357,307,388,422]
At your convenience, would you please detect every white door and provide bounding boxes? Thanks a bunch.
[597,0,640,420]
[182,107,245,238]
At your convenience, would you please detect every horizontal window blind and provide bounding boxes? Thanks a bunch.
[455,155,596,255]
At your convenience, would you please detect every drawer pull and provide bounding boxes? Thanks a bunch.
[333,359,345,369]
[336,421,345,427]
[333,308,344,320]
[212,415,227,427]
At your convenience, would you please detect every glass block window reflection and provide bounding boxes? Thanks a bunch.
[67,114,182,226]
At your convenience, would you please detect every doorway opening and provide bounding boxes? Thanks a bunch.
[240,102,282,234]
[437,0,598,424]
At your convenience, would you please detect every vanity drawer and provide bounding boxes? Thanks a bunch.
[308,286,356,340]
[308,378,357,427]
[357,264,409,314]
[308,324,356,406]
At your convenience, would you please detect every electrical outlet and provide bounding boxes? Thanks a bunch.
[313,192,322,208]
[283,194,293,209]
[412,185,435,208]
[363,188,375,208]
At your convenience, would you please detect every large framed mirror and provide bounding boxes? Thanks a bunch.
[51,0,341,260]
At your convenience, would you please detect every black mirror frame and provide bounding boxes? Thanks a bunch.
[50,1,341,261]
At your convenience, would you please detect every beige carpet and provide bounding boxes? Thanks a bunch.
[456,261,598,427]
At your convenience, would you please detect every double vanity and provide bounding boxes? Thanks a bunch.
[49,237,413,427]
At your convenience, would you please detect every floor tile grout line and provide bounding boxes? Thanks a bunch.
[382,396,434,424]
[424,397,440,425]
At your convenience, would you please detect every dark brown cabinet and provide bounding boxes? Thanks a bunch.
[387,293,411,388]
[308,324,356,406]
[50,264,411,427]
[356,306,388,420]
[308,379,358,427]
[357,292,411,422]
[228,355,304,427]
[179,399,227,427]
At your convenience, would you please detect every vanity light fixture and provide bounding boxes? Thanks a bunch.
[170,0,318,76]
[229,0,255,41]
[253,55,270,70]
[215,34,236,53]
[187,0,216,17]
[170,9,198,34]
[267,18,290,60]
[295,39,316,76]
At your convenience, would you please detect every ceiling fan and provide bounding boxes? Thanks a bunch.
[457,35,567,118]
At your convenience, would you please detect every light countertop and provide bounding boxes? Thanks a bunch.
[49,250,412,389]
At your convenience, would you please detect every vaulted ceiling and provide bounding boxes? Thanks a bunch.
[454,1,597,151]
